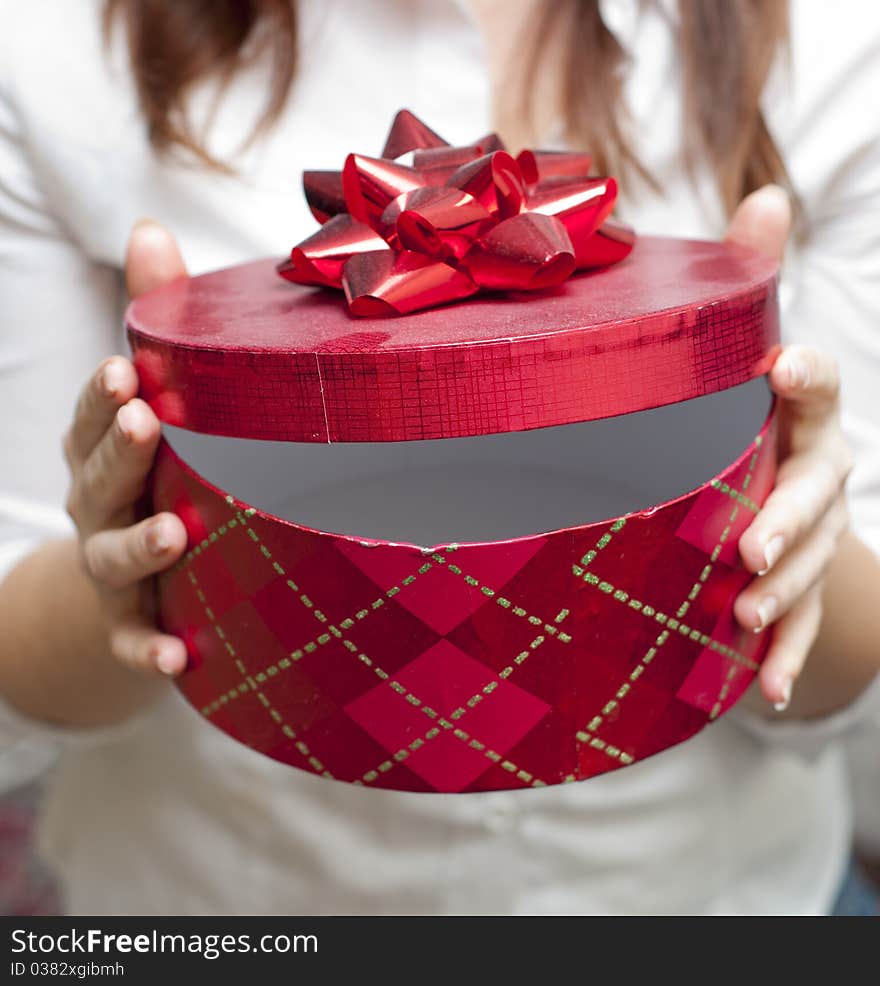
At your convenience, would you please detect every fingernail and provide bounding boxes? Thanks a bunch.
[754,595,778,633]
[758,535,785,575]
[773,678,793,712]
[133,216,160,232]
[146,520,169,555]
[116,403,136,441]
[156,649,180,676]
[783,356,807,389]
[101,361,124,398]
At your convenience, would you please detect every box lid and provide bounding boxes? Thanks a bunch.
[127,235,779,443]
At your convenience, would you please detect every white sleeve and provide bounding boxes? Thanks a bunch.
[0,46,126,788]
[730,12,880,757]
[780,6,880,560]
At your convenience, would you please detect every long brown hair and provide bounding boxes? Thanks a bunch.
[104,0,792,216]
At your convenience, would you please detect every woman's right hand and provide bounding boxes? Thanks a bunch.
[63,220,190,677]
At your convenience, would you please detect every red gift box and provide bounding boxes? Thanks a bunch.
[128,231,779,794]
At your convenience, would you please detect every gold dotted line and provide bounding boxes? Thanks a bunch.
[188,498,570,787]
[495,606,571,681]
[186,500,570,692]
[171,516,243,574]
[197,498,442,719]
[354,683,549,790]
[202,507,572,712]
[571,626,668,772]
[191,499,575,786]
[186,436,763,786]
[710,479,760,515]
[573,517,628,572]
[226,510,552,788]
[188,569,333,780]
[570,435,763,769]
[675,444,761,622]
[354,603,571,788]
[352,724,447,786]
[550,520,638,777]
[570,504,751,668]
[572,572,755,670]
[703,446,762,721]
[709,663,739,721]
[427,549,574,645]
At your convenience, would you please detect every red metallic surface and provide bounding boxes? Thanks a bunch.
[128,236,780,443]
[154,406,777,793]
[130,115,782,789]
[278,111,630,315]
[381,108,447,160]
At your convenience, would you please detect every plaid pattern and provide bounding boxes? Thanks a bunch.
[154,407,776,793]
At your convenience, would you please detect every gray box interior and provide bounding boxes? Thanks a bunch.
[164,377,772,547]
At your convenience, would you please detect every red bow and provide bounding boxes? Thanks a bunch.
[278,110,635,317]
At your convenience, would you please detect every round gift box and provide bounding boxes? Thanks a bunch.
[128,236,780,794]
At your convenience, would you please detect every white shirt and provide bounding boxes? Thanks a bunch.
[1,0,879,915]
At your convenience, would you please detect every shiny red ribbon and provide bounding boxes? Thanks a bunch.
[278,110,635,316]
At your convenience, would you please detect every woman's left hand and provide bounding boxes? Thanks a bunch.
[734,344,852,711]
[724,186,852,712]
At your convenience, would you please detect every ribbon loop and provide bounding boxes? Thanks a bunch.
[391,187,492,261]
[342,154,423,229]
[381,108,449,159]
[528,177,619,265]
[278,214,388,288]
[465,213,575,291]
[281,111,635,316]
[303,171,347,224]
[447,150,526,221]
[523,150,593,184]
[344,250,477,317]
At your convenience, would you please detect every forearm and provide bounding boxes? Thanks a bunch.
[0,537,168,728]
[781,529,880,720]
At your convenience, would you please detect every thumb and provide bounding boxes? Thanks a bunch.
[125,218,188,298]
[724,184,791,264]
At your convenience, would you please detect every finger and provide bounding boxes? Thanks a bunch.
[125,218,188,298]
[755,584,823,709]
[738,459,846,574]
[65,356,139,467]
[724,184,791,263]
[769,345,842,418]
[77,399,162,528]
[109,620,189,677]
[82,512,188,590]
[735,497,846,631]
